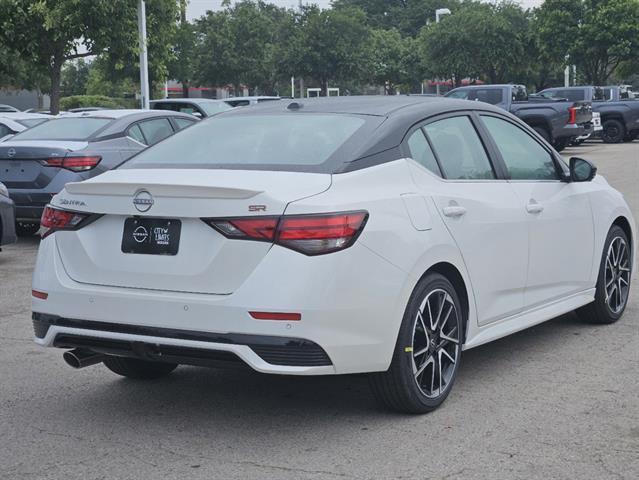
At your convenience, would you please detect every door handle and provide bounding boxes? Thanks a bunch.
[443,205,467,218]
[526,201,544,214]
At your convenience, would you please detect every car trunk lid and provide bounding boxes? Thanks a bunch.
[54,168,331,294]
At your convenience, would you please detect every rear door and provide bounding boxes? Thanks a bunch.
[407,113,529,325]
[478,113,594,308]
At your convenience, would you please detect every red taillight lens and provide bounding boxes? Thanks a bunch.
[43,155,101,172]
[207,217,279,241]
[40,205,91,238]
[277,212,368,255]
[203,211,368,255]
[568,107,577,124]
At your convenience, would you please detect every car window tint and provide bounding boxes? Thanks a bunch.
[474,89,503,105]
[11,118,111,140]
[481,116,558,181]
[128,124,146,145]
[138,118,173,145]
[423,116,494,180]
[407,129,441,176]
[0,124,11,137]
[175,118,196,130]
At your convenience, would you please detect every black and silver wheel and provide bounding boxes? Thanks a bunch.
[578,225,632,324]
[602,119,625,144]
[103,356,178,379]
[369,273,463,413]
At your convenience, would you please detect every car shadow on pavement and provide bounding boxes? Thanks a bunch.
[48,310,614,432]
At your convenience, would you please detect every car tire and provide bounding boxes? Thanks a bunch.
[369,273,463,414]
[577,225,632,324]
[16,223,39,237]
[553,138,568,152]
[533,126,551,144]
[103,356,178,379]
[602,119,625,144]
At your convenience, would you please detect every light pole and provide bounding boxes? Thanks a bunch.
[138,0,150,109]
[435,9,451,96]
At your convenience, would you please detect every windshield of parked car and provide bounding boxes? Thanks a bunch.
[11,117,111,140]
[200,102,233,115]
[122,114,368,172]
[16,118,49,128]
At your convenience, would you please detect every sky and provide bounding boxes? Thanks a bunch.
[187,0,545,20]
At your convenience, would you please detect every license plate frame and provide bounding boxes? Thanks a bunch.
[121,217,181,256]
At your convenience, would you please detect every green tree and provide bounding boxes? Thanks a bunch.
[292,5,372,93]
[60,59,90,97]
[0,0,179,114]
[418,1,529,86]
[369,28,411,93]
[168,0,196,97]
[534,0,639,84]
[195,1,292,95]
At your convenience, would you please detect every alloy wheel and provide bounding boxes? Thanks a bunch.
[604,236,631,314]
[411,289,460,398]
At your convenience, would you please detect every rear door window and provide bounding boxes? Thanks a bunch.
[423,116,494,180]
[128,124,147,145]
[174,117,197,130]
[137,118,174,145]
[407,129,441,176]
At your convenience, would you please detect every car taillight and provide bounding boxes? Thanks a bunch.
[43,155,101,172]
[568,107,577,124]
[203,211,368,255]
[40,205,92,238]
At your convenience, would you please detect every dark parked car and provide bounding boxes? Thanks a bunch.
[536,86,639,143]
[0,181,17,248]
[150,98,233,118]
[0,109,198,235]
[445,84,592,151]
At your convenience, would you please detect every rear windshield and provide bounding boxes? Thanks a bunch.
[200,102,233,115]
[122,114,368,172]
[12,117,111,140]
[16,118,49,128]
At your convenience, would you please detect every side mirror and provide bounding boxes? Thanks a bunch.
[569,157,597,182]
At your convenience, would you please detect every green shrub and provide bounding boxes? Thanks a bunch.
[59,95,136,111]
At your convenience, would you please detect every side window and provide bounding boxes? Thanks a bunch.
[128,124,146,145]
[481,115,558,181]
[475,89,503,105]
[423,116,495,180]
[174,117,196,130]
[406,129,441,176]
[446,90,470,100]
[138,118,174,145]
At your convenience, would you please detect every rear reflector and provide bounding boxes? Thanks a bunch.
[203,211,368,255]
[40,205,93,238]
[43,155,101,172]
[249,311,302,321]
[32,290,48,300]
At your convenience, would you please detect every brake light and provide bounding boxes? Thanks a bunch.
[203,211,368,255]
[568,107,577,124]
[43,155,101,172]
[40,205,92,238]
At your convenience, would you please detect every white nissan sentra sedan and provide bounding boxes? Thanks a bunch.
[31,96,634,413]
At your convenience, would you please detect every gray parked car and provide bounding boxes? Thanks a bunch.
[0,181,17,248]
[0,109,198,235]
[0,112,51,140]
[150,98,233,118]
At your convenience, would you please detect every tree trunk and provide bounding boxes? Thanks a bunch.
[49,55,63,115]
[320,78,328,96]
[182,82,189,97]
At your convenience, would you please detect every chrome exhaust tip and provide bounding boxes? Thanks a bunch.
[63,348,105,369]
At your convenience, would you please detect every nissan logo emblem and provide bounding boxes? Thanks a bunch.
[133,190,154,212]
[7,148,16,158]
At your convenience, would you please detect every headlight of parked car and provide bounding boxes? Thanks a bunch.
[0,183,9,198]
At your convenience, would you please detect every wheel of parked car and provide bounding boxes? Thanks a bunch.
[577,225,632,324]
[103,356,178,379]
[602,119,626,143]
[553,138,568,152]
[369,273,463,413]
[16,223,39,237]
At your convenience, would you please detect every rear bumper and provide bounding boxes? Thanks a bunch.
[31,233,409,375]
[9,191,53,222]
[555,123,584,140]
[0,197,17,245]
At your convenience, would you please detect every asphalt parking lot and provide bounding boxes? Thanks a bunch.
[0,141,637,480]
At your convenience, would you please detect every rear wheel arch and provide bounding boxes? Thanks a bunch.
[612,216,633,260]
[420,262,470,343]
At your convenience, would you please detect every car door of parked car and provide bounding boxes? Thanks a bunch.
[478,113,595,309]
[406,113,529,326]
